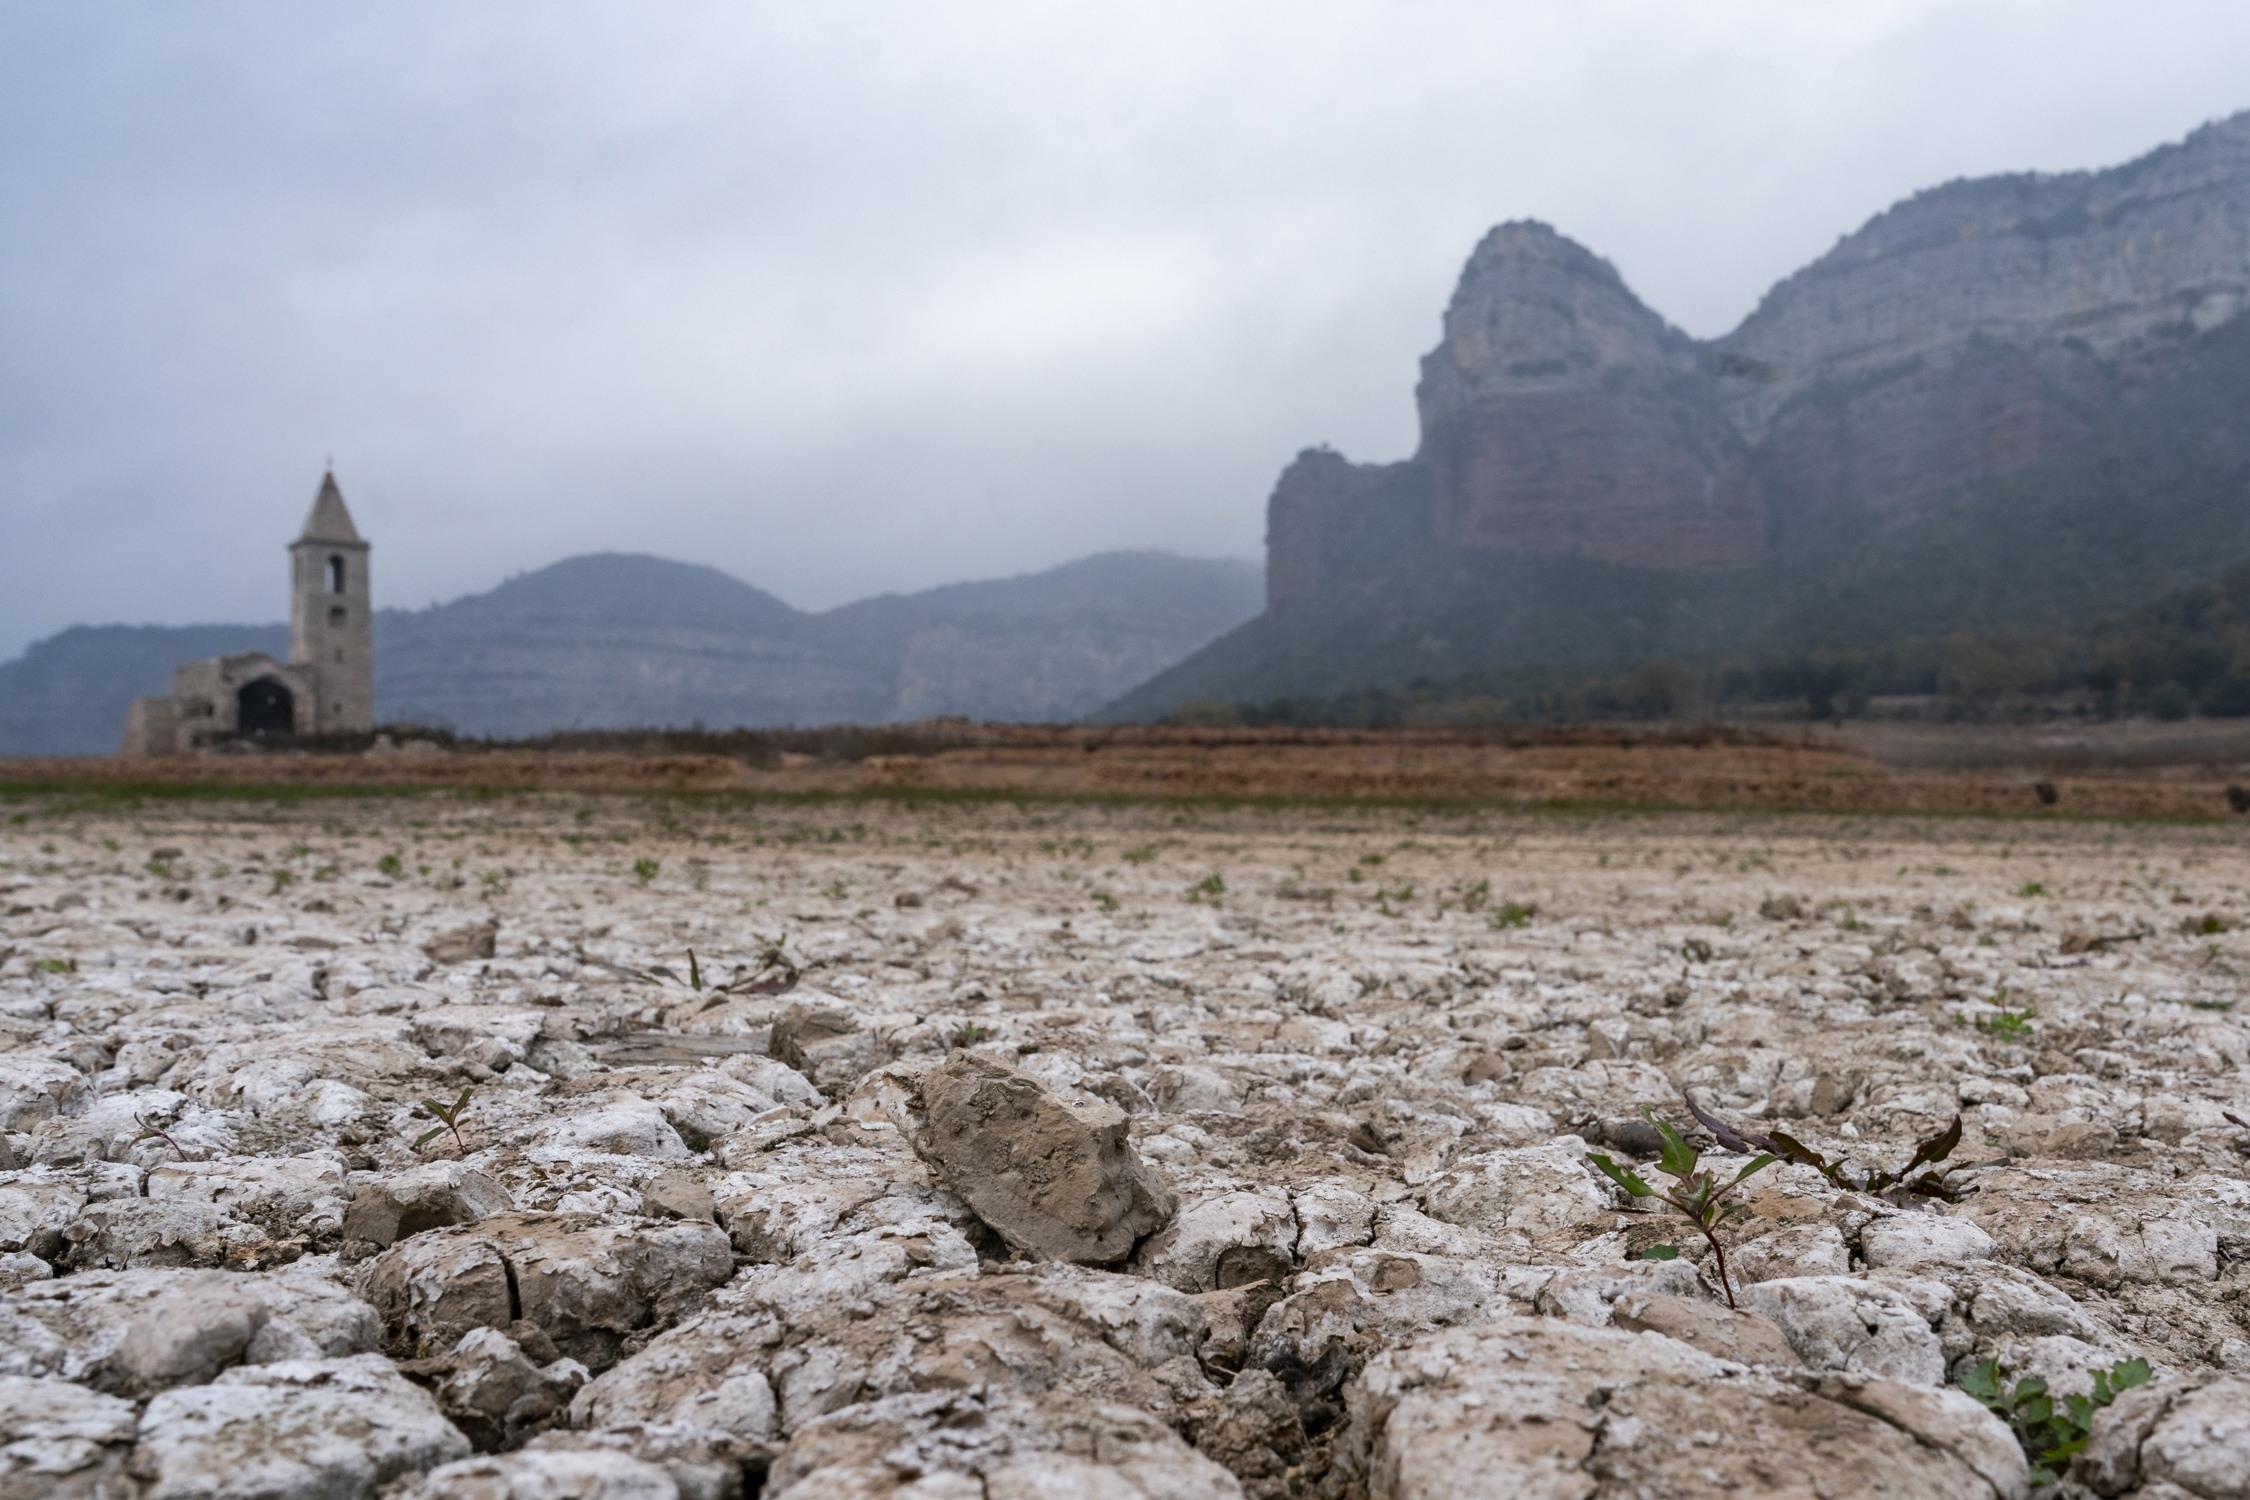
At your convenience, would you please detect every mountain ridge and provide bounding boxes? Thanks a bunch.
[0,549,1259,753]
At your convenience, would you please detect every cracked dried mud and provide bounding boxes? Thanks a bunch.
[5,790,2250,1498]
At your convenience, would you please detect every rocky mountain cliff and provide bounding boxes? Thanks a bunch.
[1116,109,2250,718]
[0,551,1260,752]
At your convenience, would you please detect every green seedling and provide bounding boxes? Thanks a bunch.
[1687,1096,1969,1207]
[1973,1004,2038,1037]
[270,869,295,894]
[2019,882,2047,897]
[1681,938,1715,963]
[132,1114,193,1161]
[633,858,659,886]
[1188,874,1225,902]
[950,1021,992,1049]
[1121,845,1157,864]
[1092,892,1120,912]
[33,958,73,975]
[1959,1355,2151,1485]
[1491,901,1534,930]
[1461,878,1491,913]
[1588,1107,1776,1308]
[687,949,703,990]
[1631,1243,1681,1262]
[377,853,404,878]
[823,880,847,900]
[414,1087,474,1154]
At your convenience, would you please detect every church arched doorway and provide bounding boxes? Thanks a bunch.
[237,678,295,736]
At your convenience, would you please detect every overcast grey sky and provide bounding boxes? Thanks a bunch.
[4,1,2248,660]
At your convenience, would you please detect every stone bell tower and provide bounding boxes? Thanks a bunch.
[288,470,373,734]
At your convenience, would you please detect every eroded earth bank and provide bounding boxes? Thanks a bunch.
[3,791,2250,1498]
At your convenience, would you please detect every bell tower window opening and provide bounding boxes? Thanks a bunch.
[327,555,345,593]
[328,606,346,627]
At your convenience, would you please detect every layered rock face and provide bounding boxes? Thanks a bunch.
[1415,222,1764,570]
[1721,111,2250,520]
[1268,109,2250,593]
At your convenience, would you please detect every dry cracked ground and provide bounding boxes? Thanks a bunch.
[3,791,2250,1499]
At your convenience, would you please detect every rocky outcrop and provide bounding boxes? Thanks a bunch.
[1263,108,2250,601]
[1416,222,1764,570]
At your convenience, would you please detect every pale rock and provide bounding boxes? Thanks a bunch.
[341,1162,515,1249]
[366,1212,734,1370]
[130,1353,471,1498]
[1530,1258,1705,1326]
[146,1152,349,1241]
[1147,1066,1242,1115]
[0,1060,87,1133]
[769,1005,894,1096]
[763,1389,1240,1500]
[419,1327,589,1452]
[716,1057,821,1111]
[1739,1275,1951,1387]
[2082,1375,2250,1499]
[1731,1221,1852,1283]
[1862,1213,1999,1270]
[1337,1317,2025,1500]
[0,1176,86,1253]
[655,1074,784,1151]
[59,1197,259,1271]
[425,920,500,965]
[1291,1183,1376,1258]
[396,1449,680,1500]
[909,1054,1172,1264]
[1418,1140,1611,1241]
[0,1266,380,1394]
[1610,1290,1800,1366]
[1133,1188,1297,1293]
[529,1099,691,1163]
[0,1374,137,1500]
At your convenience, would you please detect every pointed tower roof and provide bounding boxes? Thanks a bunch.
[296,470,365,546]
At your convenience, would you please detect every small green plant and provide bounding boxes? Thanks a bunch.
[2019,882,2047,897]
[1958,1355,2151,1485]
[33,958,73,975]
[1588,1107,1776,1308]
[1121,845,1157,864]
[132,1114,193,1160]
[145,855,175,878]
[377,852,404,878]
[1681,937,1715,963]
[1491,901,1534,930]
[1092,891,1120,912]
[1461,878,1491,912]
[1358,852,1385,867]
[687,949,703,990]
[1631,1243,1680,1261]
[1687,1096,1968,1206]
[633,858,659,886]
[414,1087,474,1154]
[949,1021,992,1049]
[270,868,295,894]
[1972,1003,2038,1037]
[1188,873,1225,902]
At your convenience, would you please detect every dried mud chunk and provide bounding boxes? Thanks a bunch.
[1610,1291,1799,1367]
[366,1212,734,1371]
[768,1004,894,1096]
[130,1353,471,1498]
[911,1053,1173,1264]
[410,1326,588,1454]
[0,1267,380,1396]
[764,1389,1239,1500]
[424,920,499,965]
[60,1197,261,1271]
[1133,1188,1297,1293]
[2080,1375,2250,1498]
[1737,1275,1949,1387]
[146,1153,349,1243]
[342,1163,515,1250]
[1339,1317,2025,1500]
[393,1448,678,1500]
[0,1374,137,1500]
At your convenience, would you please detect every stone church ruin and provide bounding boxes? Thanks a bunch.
[119,471,373,755]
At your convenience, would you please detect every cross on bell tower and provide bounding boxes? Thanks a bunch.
[288,470,373,734]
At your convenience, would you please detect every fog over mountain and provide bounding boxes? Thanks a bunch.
[0,551,1259,753]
